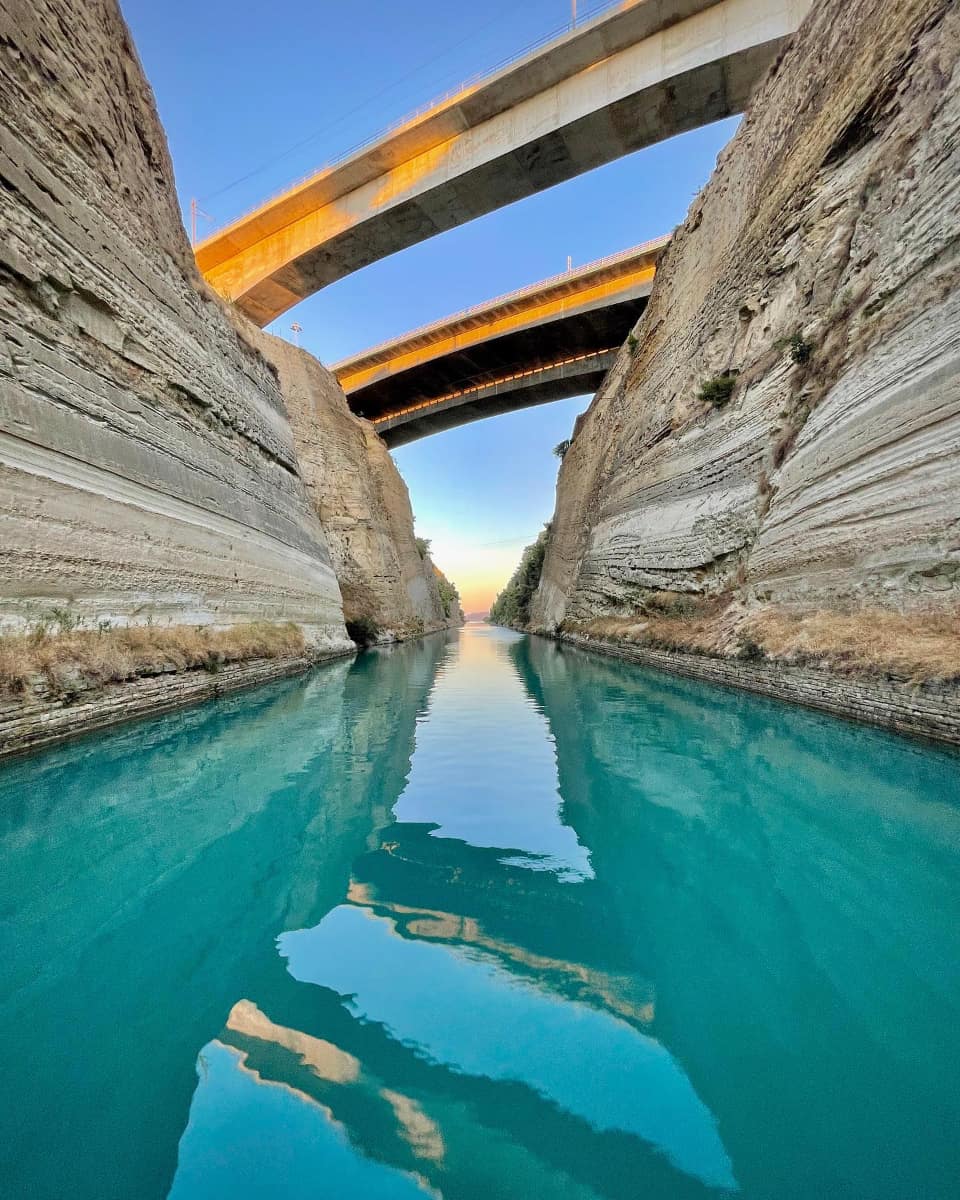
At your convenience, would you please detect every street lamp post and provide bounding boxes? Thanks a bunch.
[290,322,303,347]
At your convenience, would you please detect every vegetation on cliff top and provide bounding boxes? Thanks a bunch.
[0,620,308,699]
[489,528,550,629]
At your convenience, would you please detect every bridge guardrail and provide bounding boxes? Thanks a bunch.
[372,347,619,427]
[333,235,669,373]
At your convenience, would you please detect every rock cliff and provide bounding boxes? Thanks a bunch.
[0,0,459,667]
[0,0,347,647]
[534,0,959,651]
[257,337,463,640]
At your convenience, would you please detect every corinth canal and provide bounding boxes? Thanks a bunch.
[0,625,957,1199]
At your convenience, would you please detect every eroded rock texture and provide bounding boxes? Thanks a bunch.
[261,336,463,639]
[535,0,959,629]
[0,0,353,647]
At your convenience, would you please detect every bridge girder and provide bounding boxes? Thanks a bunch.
[196,0,811,326]
[334,239,664,444]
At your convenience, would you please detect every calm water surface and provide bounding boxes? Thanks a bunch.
[1,625,959,1199]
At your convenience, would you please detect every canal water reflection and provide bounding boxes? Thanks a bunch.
[1,625,958,1198]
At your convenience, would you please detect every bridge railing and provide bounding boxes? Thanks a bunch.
[333,235,669,373]
[371,347,619,427]
[200,0,632,241]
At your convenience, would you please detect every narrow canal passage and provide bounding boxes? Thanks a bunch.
[1,625,958,1199]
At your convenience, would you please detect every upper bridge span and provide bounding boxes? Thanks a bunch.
[196,0,811,326]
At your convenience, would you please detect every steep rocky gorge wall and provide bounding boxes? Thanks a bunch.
[535,0,959,635]
[0,0,457,664]
[258,336,462,639]
[0,0,348,648]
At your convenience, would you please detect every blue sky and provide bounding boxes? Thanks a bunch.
[119,0,737,610]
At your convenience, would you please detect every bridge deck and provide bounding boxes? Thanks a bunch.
[335,238,669,444]
[195,0,810,325]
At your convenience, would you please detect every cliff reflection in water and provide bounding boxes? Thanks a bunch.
[0,633,453,1200]
[1,626,959,1200]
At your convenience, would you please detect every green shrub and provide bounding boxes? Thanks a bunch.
[489,527,550,629]
[627,333,639,355]
[414,536,431,560]
[698,373,738,408]
[553,439,572,460]
[789,332,813,365]
[738,637,767,662]
[437,575,460,619]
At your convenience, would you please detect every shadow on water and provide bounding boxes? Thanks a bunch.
[1,626,959,1199]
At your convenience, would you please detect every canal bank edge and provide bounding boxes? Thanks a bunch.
[555,633,960,749]
[0,650,354,762]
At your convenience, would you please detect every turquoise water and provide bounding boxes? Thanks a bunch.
[1,625,959,1199]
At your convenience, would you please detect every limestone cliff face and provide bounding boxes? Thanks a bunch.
[260,336,463,639]
[0,0,458,657]
[0,0,350,648]
[535,0,959,631]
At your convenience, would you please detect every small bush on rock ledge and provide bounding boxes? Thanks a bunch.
[738,637,767,662]
[789,332,814,365]
[698,373,738,408]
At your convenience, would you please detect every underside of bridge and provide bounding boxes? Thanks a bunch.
[347,305,640,446]
[334,239,664,445]
[369,351,618,447]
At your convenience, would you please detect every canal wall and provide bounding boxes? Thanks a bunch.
[0,650,349,761]
[533,0,959,661]
[556,634,960,748]
[258,334,463,640]
[0,0,459,681]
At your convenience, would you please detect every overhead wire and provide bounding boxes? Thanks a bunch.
[199,0,520,207]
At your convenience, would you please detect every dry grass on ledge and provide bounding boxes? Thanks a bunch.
[570,602,960,685]
[0,621,307,698]
[740,608,960,684]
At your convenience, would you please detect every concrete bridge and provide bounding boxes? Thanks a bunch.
[196,0,811,326]
[333,236,668,445]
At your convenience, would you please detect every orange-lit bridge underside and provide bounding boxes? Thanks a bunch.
[332,237,667,446]
[195,0,810,326]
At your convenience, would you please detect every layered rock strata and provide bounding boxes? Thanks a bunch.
[535,0,960,637]
[258,336,463,640]
[0,0,461,717]
[0,0,351,648]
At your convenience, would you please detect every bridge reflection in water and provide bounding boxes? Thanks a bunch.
[1,627,959,1199]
